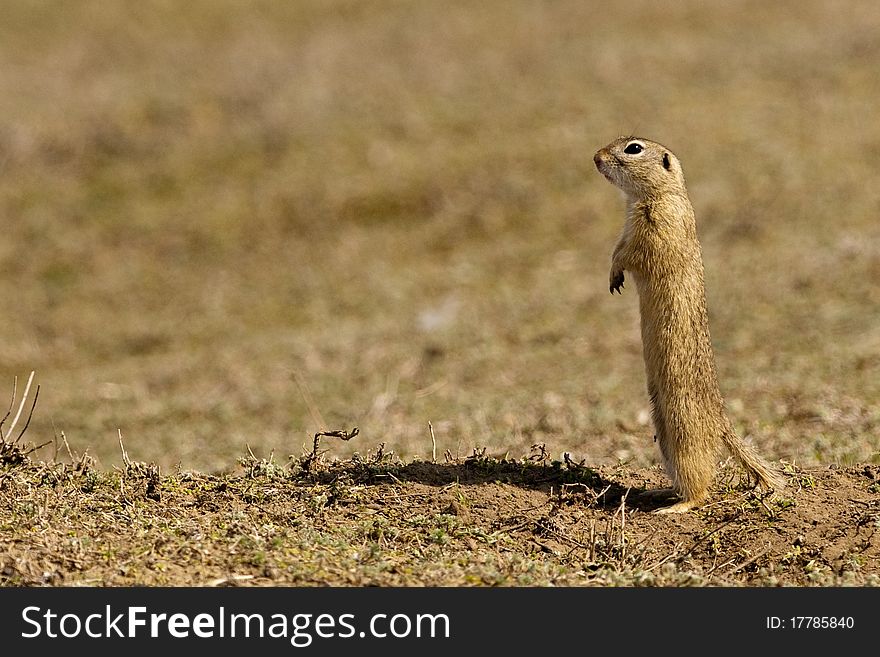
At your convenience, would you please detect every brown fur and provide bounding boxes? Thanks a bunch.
[594,136,784,513]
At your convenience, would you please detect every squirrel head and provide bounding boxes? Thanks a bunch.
[594,137,687,201]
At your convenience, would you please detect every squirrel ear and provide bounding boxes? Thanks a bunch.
[662,153,671,171]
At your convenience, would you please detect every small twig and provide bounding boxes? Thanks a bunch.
[314,428,359,441]
[428,421,437,463]
[645,542,684,572]
[682,515,741,558]
[589,518,597,562]
[490,518,534,536]
[529,443,550,463]
[756,494,775,516]
[205,574,255,587]
[60,430,76,462]
[726,544,772,576]
[302,428,359,471]
[20,440,51,457]
[14,384,40,444]
[118,429,131,468]
[705,556,738,576]
[0,372,42,464]
[4,371,35,439]
[616,488,630,559]
[375,471,403,485]
[465,447,488,463]
[594,484,613,506]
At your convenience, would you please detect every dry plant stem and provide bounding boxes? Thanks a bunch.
[205,574,254,587]
[588,519,597,562]
[5,371,35,439]
[61,431,76,461]
[118,429,132,468]
[303,427,360,470]
[314,427,359,442]
[615,488,630,559]
[0,372,45,463]
[13,385,40,444]
[1,371,37,441]
[726,544,773,576]
[529,443,550,463]
[645,543,684,573]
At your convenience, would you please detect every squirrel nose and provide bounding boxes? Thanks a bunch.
[593,151,604,168]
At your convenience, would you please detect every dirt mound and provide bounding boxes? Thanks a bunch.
[1,452,877,587]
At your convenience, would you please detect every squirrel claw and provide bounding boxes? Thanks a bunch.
[610,272,625,294]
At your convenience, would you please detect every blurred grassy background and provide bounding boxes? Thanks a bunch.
[1,0,878,471]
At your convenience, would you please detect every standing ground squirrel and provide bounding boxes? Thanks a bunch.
[594,136,784,513]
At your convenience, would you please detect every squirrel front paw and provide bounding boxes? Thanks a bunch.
[609,270,625,294]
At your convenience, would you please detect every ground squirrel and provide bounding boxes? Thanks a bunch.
[594,136,783,513]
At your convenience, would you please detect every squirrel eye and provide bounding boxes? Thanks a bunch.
[623,142,644,155]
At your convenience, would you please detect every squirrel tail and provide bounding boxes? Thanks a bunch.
[721,430,785,491]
